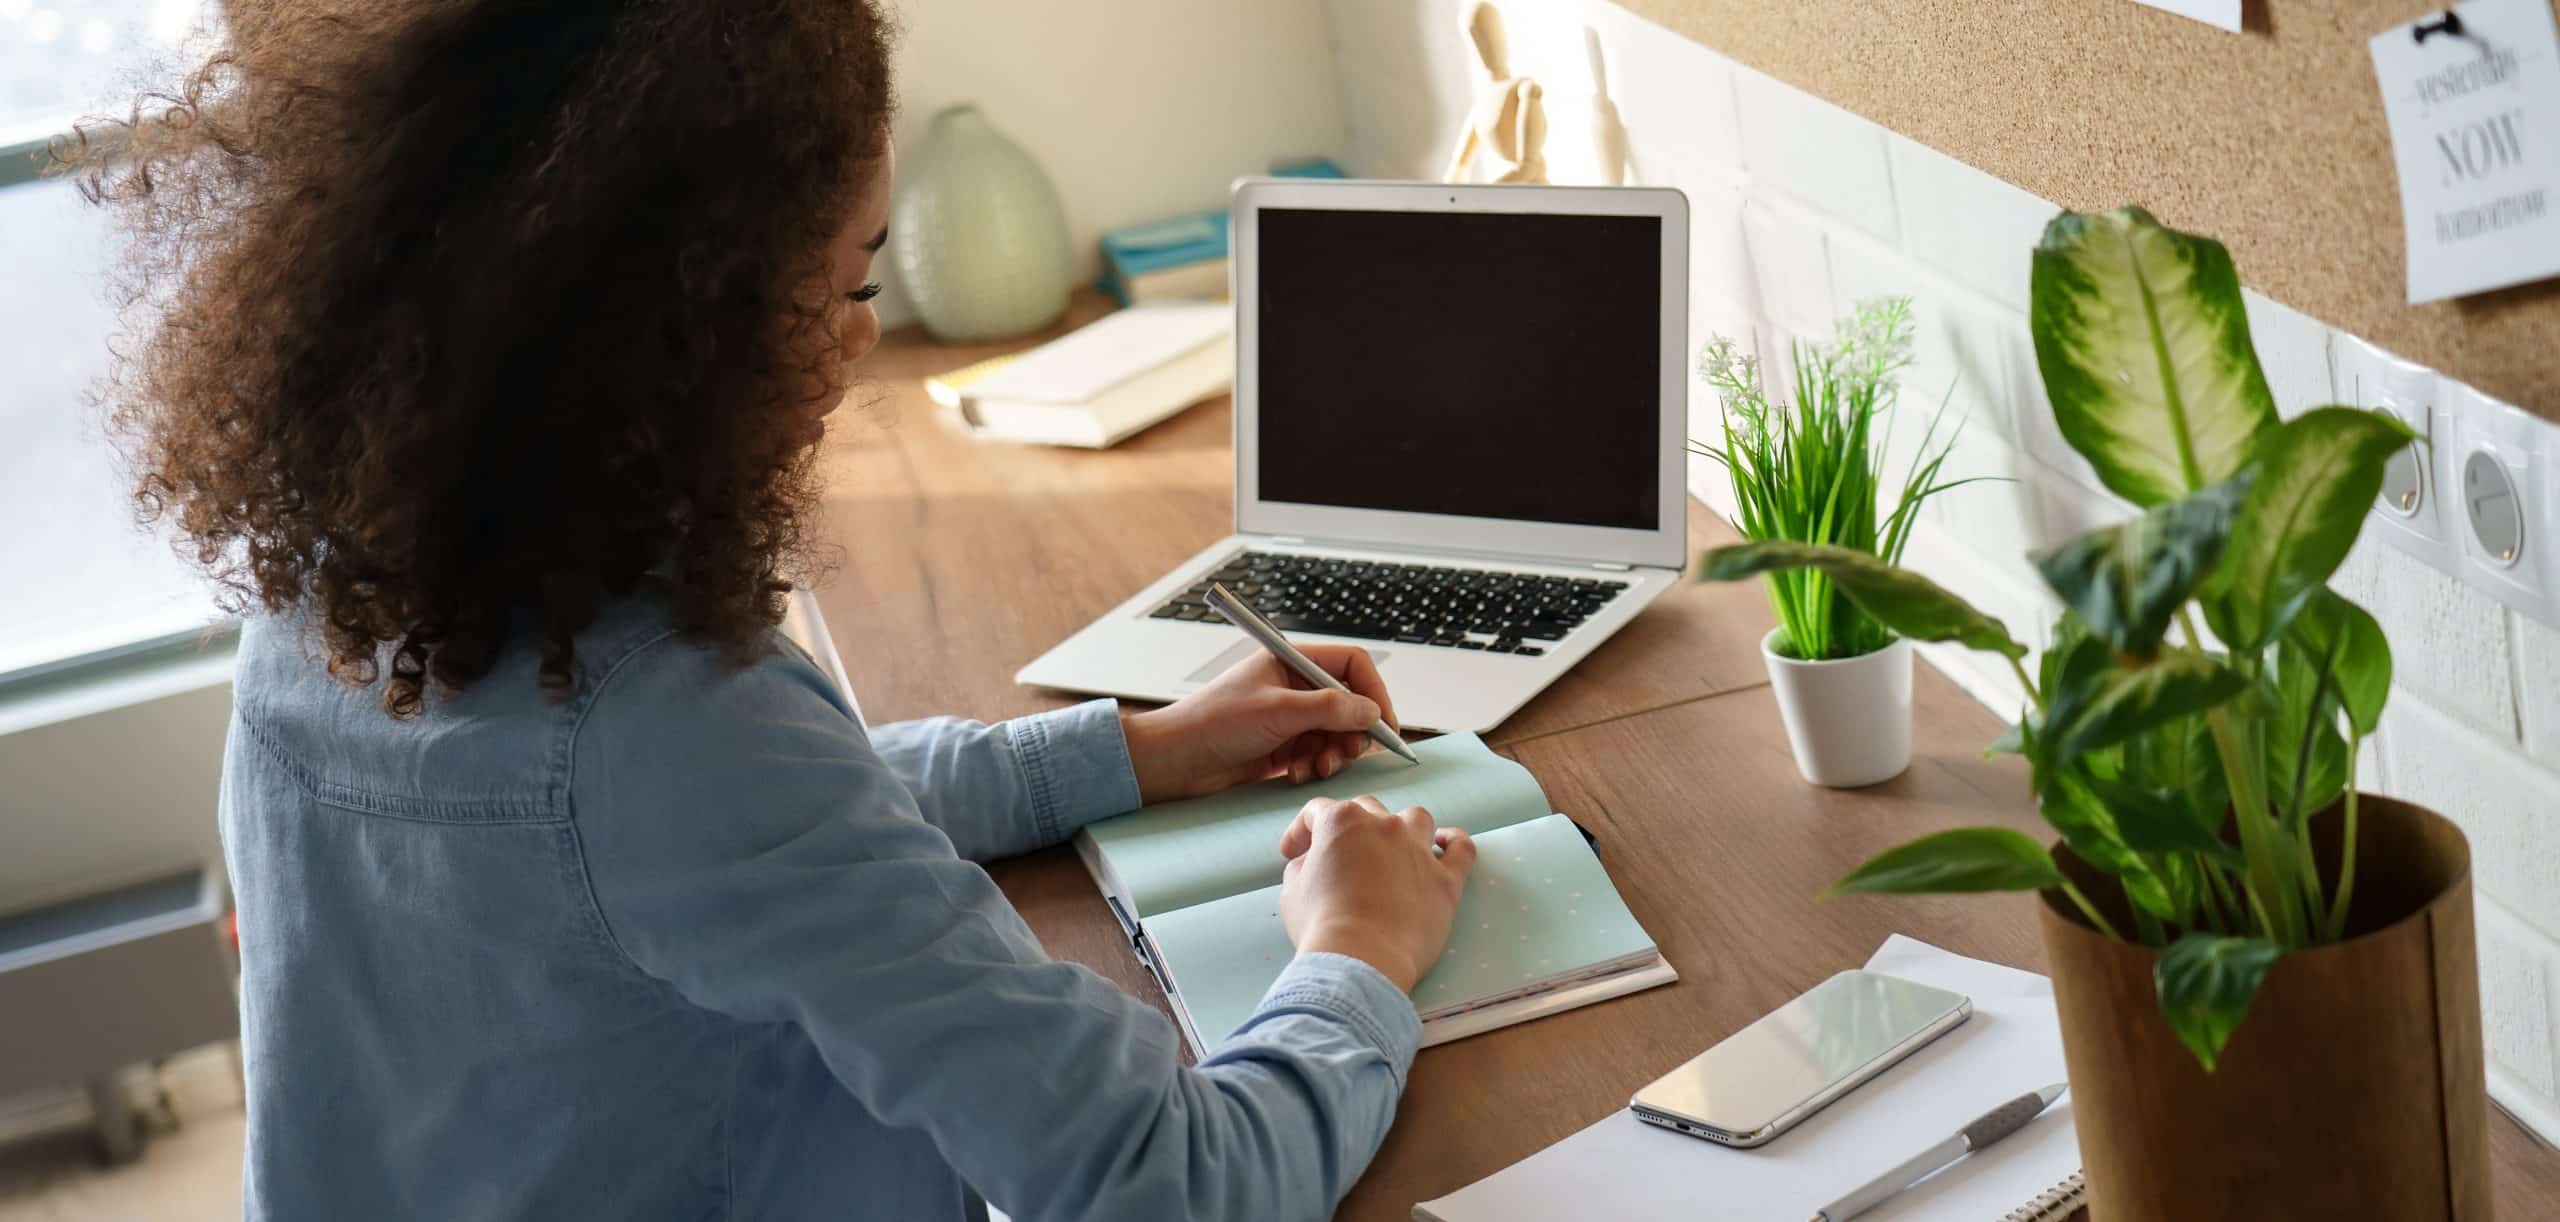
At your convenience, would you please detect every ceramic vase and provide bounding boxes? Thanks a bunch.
[1759,630,1912,788]
[2039,795,2492,1221]
[890,104,1074,342]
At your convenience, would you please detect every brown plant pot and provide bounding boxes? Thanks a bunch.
[2036,794,2492,1221]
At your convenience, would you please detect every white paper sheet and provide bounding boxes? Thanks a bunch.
[2130,0,2240,33]
[1414,937,2080,1222]
[2369,0,2560,303]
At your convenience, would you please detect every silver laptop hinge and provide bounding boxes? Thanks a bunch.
[1253,533,1664,572]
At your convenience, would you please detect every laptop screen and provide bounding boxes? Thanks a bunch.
[1253,207,1663,532]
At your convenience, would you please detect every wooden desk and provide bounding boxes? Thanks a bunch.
[813,294,1775,747]
[817,309,2560,1219]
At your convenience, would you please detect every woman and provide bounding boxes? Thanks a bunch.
[88,2,1476,1218]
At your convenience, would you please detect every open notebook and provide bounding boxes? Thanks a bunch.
[1074,732,1675,1056]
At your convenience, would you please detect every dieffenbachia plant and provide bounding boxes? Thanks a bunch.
[1703,208,2417,1071]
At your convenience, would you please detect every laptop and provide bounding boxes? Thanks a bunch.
[1017,179,1690,734]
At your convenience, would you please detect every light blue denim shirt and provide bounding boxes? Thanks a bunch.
[221,595,1420,1221]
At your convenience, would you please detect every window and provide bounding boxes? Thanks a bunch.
[2,0,212,137]
[2,1,226,680]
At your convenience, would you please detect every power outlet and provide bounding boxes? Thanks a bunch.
[2441,381,2557,624]
[2333,336,2460,577]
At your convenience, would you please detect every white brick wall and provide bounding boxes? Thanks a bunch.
[2516,614,2560,772]
[2241,290,2336,420]
[1740,198,1835,338]
[2480,897,2559,1102]
[2382,697,2560,941]
[2336,537,2522,740]
[1324,0,2560,1141]
[1728,64,1897,243]
[1882,137,2046,317]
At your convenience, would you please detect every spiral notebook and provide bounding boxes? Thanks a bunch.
[1413,937,2086,1222]
[2004,1173,2087,1222]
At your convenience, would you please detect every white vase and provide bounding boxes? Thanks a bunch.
[1760,630,1913,788]
[889,104,1074,342]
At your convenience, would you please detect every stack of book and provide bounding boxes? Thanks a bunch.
[1095,157,1344,306]
[1097,212,1231,306]
[926,303,1231,449]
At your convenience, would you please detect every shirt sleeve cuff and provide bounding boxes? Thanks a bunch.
[1247,952,1425,1087]
[1006,699,1143,843]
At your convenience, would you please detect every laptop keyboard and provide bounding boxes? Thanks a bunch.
[1147,551,1629,656]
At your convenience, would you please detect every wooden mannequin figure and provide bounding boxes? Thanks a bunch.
[1492,80,1547,184]
[1442,2,1550,185]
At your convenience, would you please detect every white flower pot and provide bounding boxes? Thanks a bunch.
[1760,630,1913,788]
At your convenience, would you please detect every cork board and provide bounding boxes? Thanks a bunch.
[1624,0,2560,418]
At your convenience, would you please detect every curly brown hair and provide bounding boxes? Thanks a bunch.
[78,0,894,717]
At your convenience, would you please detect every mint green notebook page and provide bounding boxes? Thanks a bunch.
[1083,731,1552,918]
[1145,813,1657,1046]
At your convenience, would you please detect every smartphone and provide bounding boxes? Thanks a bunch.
[1629,970,1971,1148]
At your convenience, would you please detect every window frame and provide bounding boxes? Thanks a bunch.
[2,114,228,687]
[2,129,60,189]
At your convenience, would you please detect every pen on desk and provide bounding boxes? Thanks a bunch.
[1809,1083,2067,1222]
[1202,582,1420,766]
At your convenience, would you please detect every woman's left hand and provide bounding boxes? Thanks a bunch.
[1120,645,1401,804]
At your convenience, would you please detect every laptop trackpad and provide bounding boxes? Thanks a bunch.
[1181,639,1390,685]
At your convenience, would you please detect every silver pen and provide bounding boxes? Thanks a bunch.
[1809,1083,2067,1222]
[1202,582,1419,765]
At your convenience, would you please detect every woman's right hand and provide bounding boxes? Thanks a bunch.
[1277,796,1476,992]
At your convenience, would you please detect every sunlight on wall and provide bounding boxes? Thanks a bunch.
[1351,0,1633,187]
[871,0,1344,325]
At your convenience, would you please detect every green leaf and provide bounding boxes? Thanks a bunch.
[2032,475,2249,657]
[2122,714,2230,849]
[2045,651,2249,764]
[2287,589,2392,736]
[2208,408,2418,649]
[2258,594,2378,825]
[2152,850,2206,930]
[2155,934,2284,1071]
[2080,769,2243,868]
[2041,610,2094,695]
[2030,207,2281,508]
[2265,720,2347,823]
[1828,827,2065,896]
[1701,541,2029,659]
[2261,666,2348,824]
[2040,770,2179,921]
[2034,625,2112,760]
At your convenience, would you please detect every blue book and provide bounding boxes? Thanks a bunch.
[1098,212,1231,305]
[1074,732,1675,1054]
[1096,158,1348,305]
[1268,156,1347,180]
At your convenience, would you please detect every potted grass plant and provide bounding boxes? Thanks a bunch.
[1693,297,1968,787]
[1704,208,2489,1220]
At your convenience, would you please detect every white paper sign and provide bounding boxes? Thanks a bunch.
[2131,0,2242,33]
[2370,0,2560,304]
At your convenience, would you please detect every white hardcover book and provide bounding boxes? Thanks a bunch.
[929,304,1233,449]
[958,336,1232,448]
[966,303,1227,404]
[1124,258,1229,304]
